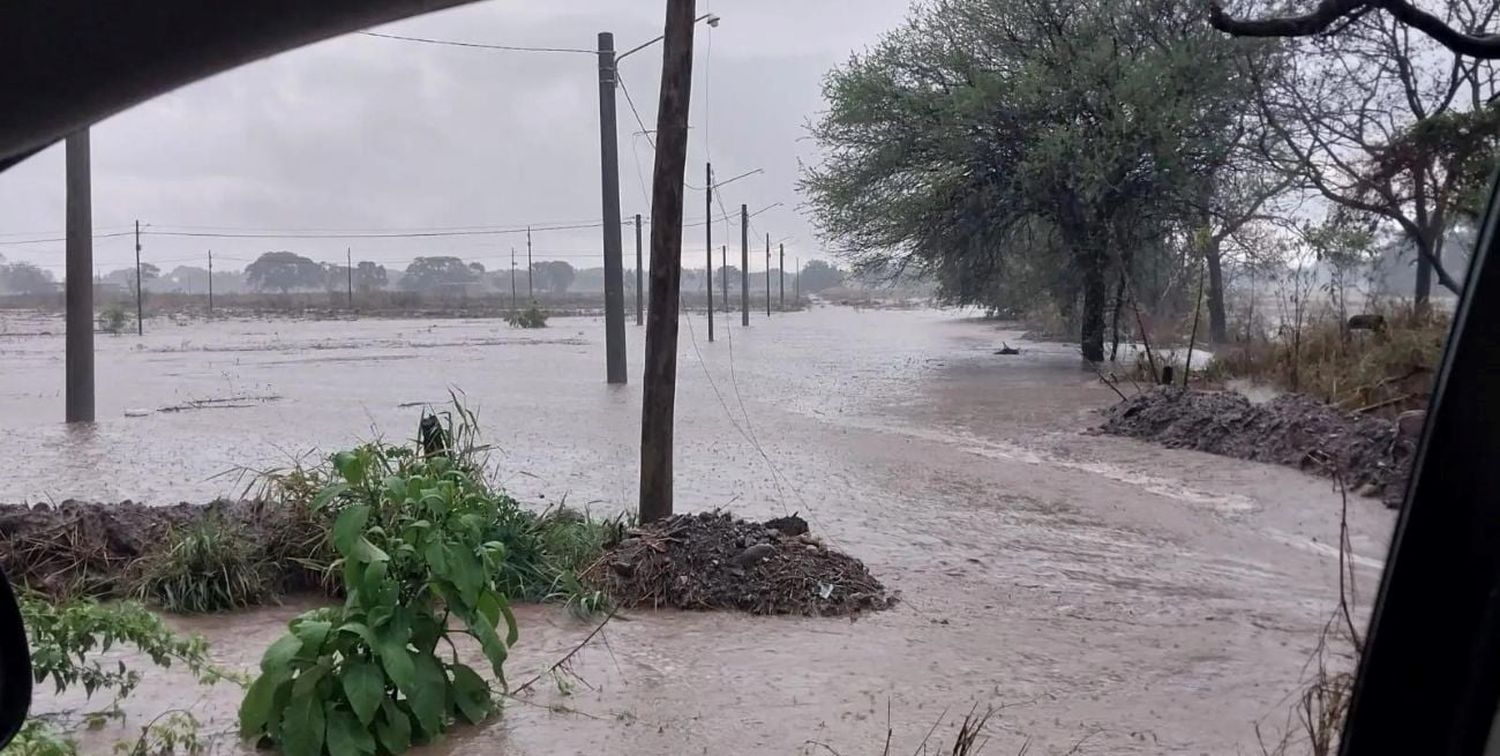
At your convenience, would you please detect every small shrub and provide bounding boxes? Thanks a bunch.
[98,306,129,335]
[505,303,548,329]
[132,515,273,613]
[239,441,520,755]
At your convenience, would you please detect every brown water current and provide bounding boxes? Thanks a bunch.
[0,306,1396,754]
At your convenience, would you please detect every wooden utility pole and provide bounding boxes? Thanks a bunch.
[721,245,727,313]
[510,248,518,312]
[527,226,535,300]
[795,256,801,302]
[134,220,143,336]
[65,130,94,423]
[765,232,771,317]
[630,217,642,327]
[779,243,785,310]
[346,248,353,308]
[705,162,714,341]
[740,204,749,326]
[207,250,214,315]
[639,0,698,523]
[597,32,628,385]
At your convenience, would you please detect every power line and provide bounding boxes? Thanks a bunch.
[0,231,134,247]
[359,31,595,55]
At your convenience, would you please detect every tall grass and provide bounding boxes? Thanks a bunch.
[131,514,273,613]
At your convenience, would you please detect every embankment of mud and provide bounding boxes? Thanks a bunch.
[1096,388,1414,507]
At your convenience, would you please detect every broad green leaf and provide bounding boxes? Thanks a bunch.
[382,475,409,503]
[476,592,501,629]
[464,610,509,685]
[333,506,371,556]
[376,699,412,754]
[333,450,367,485]
[280,690,326,756]
[445,544,483,606]
[423,540,449,576]
[496,592,519,647]
[293,619,333,657]
[341,659,386,727]
[260,633,303,674]
[448,664,493,725]
[238,669,289,737]
[373,625,417,694]
[292,658,331,698]
[325,706,378,756]
[311,482,350,512]
[406,653,448,737]
[353,537,390,564]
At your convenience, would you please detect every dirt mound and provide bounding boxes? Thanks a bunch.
[584,511,895,616]
[1097,388,1414,506]
[0,499,256,596]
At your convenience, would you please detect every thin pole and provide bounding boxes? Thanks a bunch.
[134,220,143,336]
[795,256,800,302]
[721,245,727,313]
[639,0,697,523]
[779,243,785,310]
[740,204,749,327]
[511,247,518,312]
[346,247,353,308]
[527,226,534,300]
[598,31,628,385]
[207,250,214,315]
[765,233,771,317]
[65,130,94,423]
[635,214,644,325]
[705,162,714,342]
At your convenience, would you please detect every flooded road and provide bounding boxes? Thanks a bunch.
[2,306,1396,753]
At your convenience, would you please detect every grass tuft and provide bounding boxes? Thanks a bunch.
[131,514,273,613]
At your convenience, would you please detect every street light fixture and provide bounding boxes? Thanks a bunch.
[597,12,721,384]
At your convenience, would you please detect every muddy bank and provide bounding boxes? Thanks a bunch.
[1096,387,1414,506]
[585,511,895,616]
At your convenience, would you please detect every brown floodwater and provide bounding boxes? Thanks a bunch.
[1,305,1395,754]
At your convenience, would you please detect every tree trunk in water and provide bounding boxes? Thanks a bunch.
[1080,255,1106,363]
[1205,239,1228,344]
[1109,271,1125,362]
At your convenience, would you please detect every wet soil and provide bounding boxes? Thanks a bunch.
[1096,387,1413,506]
[586,512,894,616]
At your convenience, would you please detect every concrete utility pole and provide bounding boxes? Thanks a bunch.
[346,248,353,308]
[639,0,699,523]
[635,214,643,325]
[527,226,534,300]
[779,243,785,309]
[705,163,714,342]
[597,32,628,385]
[721,245,727,313]
[207,250,214,315]
[740,203,749,326]
[765,232,771,317]
[510,247,518,312]
[134,220,143,336]
[65,131,94,423]
[795,257,801,302]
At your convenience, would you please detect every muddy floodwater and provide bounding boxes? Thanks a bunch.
[0,306,1396,754]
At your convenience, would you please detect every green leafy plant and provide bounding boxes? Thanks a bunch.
[97,305,129,335]
[5,720,80,756]
[505,303,548,329]
[239,437,520,755]
[114,711,206,755]
[21,593,227,703]
[132,514,273,613]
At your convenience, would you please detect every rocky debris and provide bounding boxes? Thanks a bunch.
[584,511,895,616]
[1396,409,1427,439]
[1096,388,1414,508]
[995,343,1021,356]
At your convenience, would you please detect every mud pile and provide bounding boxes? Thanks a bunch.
[1097,388,1414,506]
[584,511,895,616]
[0,499,268,596]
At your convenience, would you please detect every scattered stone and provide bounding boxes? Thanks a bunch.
[764,513,809,537]
[733,543,777,567]
[1396,409,1427,439]
[1097,387,1415,508]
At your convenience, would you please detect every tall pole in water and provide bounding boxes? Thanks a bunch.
[207,250,214,315]
[527,226,534,300]
[795,257,801,302]
[65,131,94,423]
[721,245,727,313]
[740,204,749,326]
[638,0,698,522]
[598,31,628,384]
[346,248,353,308]
[635,214,644,325]
[705,162,714,342]
[510,248,518,313]
[779,243,785,309]
[765,232,771,317]
[134,220,143,336]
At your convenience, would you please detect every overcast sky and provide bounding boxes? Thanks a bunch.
[0,0,913,279]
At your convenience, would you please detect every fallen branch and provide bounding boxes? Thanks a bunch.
[1351,393,1417,415]
[513,607,619,694]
